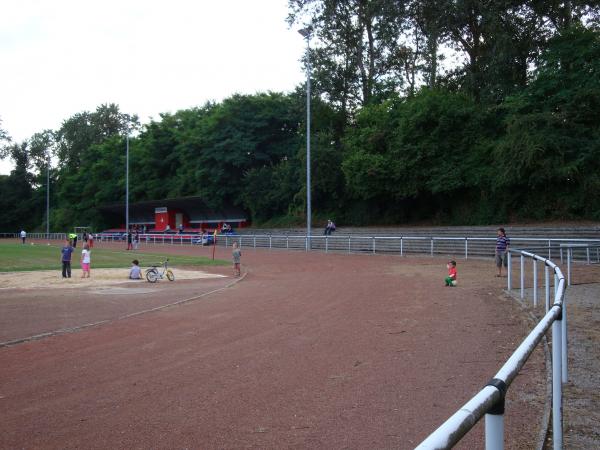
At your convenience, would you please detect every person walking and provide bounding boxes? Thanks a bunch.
[127,231,133,251]
[20,229,26,244]
[61,239,74,278]
[495,227,510,277]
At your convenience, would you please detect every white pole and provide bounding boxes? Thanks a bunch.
[298,29,312,250]
[552,318,563,450]
[507,251,512,291]
[520,255,525,299]
[545,265,550,312]
[126,135,129,235]
[46,152,50,239]
[567,248,571,286]
[485,413,504,450]
[562,296,568,383]
[533,259,538,307]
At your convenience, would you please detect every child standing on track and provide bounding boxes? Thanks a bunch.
[232,242,241,277]
[80,243,91,278]
[445,260,457,286]
[61,239,74,278]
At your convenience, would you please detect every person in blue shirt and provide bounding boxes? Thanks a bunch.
[61,239,75,278]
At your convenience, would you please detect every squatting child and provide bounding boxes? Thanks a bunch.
[445,260,457,286]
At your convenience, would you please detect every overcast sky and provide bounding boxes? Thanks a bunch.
[0,0,307,174]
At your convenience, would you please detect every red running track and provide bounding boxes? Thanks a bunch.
[0,246,546,449]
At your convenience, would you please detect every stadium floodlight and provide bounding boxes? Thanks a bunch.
[298,27,312,250]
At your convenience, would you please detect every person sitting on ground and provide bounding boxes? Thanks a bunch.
[445,260,457,286]
[129,259,142,279]
[324,219,336,235]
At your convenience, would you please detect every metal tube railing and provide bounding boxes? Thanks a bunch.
[417,250,567,450]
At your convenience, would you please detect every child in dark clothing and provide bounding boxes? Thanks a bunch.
[61,239,75,278]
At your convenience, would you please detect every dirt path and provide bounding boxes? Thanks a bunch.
[0,246,545,449]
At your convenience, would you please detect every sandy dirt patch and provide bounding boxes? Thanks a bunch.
[0,268,225,290]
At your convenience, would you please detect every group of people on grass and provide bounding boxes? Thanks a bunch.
[58,237,244,280]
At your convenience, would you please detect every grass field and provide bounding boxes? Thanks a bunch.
[0,242,228,272]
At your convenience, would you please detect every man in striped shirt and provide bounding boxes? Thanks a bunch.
[495,227,510,277]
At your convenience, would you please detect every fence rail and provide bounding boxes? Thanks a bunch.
[416,247,572,449]
[4,232,600,264]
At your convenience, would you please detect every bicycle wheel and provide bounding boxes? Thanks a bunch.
[146,269,159,283]
[166,269,175,281]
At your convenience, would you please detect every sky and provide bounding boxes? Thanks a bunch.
[0,0,307,174]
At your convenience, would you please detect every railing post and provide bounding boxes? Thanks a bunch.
[567,248,571,286]
[507,251,512,291]
[520,255,525,299]
[465,238,468,259]
[586,247,590,265]
[533,259,538,307]
[348,235,351,254]
[325,236,328,253]
[562,295,568,383]
[430,238,434,257]
[225,236,228,248]
[548,240,552,259]
[484,379,506,450]
[552,316,563,450]
[372,236,375,254]
[545,265,550,313]
[286,236,289,249]
[269,235,272,250]
[253,236,256,249]
[400,237,403,257]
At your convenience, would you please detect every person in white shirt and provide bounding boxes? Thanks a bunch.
[20,230,26,244]
[129,260,142,279]
[80,244,91,278]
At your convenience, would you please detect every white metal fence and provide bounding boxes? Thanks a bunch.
[416,245,582,449]
[4,232,599,261]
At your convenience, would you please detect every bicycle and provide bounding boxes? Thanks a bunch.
[145,259,175,283]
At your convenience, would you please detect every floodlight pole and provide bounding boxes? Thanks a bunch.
[299,27,312,250]
[46,151,50,239]
[126,134,129,237]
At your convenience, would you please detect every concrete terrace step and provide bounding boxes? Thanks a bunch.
[239,225,600,239]
[228,225,600,259]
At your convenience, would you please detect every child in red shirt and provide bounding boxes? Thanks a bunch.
[445,260,457,286]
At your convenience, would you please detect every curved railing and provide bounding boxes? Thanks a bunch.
[416,248,568,450]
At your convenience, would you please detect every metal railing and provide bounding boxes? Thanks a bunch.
[417,247,569,449]
[3,232,600,260]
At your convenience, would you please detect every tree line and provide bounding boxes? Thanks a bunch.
[1,1,599,232]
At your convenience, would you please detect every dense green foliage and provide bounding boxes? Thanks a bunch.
[1,5,600,231]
